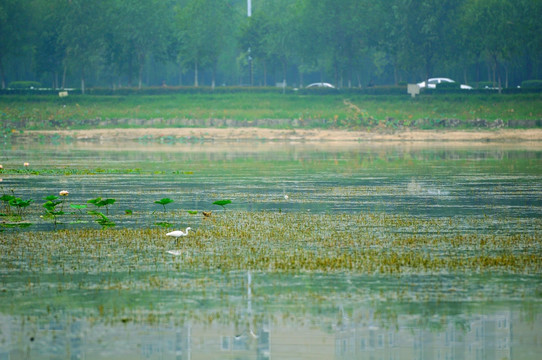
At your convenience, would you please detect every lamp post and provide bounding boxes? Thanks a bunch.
[247,0,252,86]
[248,47,253,86]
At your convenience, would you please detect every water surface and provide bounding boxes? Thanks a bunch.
[1,140,541,359]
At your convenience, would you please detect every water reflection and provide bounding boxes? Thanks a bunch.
[2,141,542,229]
[1,291,540,359]
[4,140,542,164]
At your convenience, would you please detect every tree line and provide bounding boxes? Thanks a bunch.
[1,0,541,93]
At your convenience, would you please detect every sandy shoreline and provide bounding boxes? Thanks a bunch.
[24,127,542,142]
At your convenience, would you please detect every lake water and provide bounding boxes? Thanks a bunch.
[1,140,541,359]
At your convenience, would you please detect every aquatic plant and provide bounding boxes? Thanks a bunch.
[155,221,173,228]
[70,204,87,221]
[9,196,33,218]
[88,210,115,229]
[43,195,64,229]
[1,193,15,216]
[154,198,174,212]
[1,211,540,274]
[0,191,33,228]
[87,197,116,215]
[213,199,232,209]
[0,221,32,230]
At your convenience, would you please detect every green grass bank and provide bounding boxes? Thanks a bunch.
[2,92,542,134]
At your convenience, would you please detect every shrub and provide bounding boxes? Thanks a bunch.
[435,81,461,89]
[476,81,498,89]
[8,81,42,89]
[521,80,542,88]
[86,86,294,96]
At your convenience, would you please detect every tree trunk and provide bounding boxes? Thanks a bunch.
[53,71,58,89]
[62,65,67,89]
[128,59,133,87]
[138,66,143,89]
[491,54,501,94]
[334,62,339,88]
[282,60,287,93]
[504,62,509,89]
[138,54,144,89]
[0,57,6,89]
[81,67,86,95]
[475,61,480,88]
[425,60,431,90]
[194,59,199,87]
[356,72,362,88]
[250,57,254,86]
[263,61,267,87]
[211,62,216,89]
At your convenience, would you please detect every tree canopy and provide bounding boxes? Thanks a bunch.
[1,0,541,90]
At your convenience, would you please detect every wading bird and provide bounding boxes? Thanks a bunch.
[167,250,183,256]
[166,227,191,243]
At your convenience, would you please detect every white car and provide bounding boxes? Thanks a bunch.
[306,82,335,89]
[417,77,472,90]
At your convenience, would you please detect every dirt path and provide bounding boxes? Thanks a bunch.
[25,127,542,142]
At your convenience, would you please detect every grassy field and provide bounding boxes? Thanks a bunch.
[1,92,542,133]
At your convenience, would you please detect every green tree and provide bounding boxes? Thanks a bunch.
[372,0,405,85]
[59,0,106,94]
[239,11,271,86]
[302,0,370,87]
[176,0,234,87]
[0,0,33,88]
[461,0,519,90]
[511,0,542,81]
[105,0,174,89]
[33,0,67,89]
[258,0,299,88]
[396,0,461,84]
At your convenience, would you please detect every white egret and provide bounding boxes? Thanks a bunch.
[167,250,183,256]
[166,227,191,254]
[166,227,191,241]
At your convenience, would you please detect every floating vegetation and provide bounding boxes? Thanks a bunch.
[2,211,540,275]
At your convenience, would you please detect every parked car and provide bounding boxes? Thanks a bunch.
[306,82,335,88]
[417,77,472,90]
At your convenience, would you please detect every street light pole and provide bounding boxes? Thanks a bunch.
[248,0,252,86]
